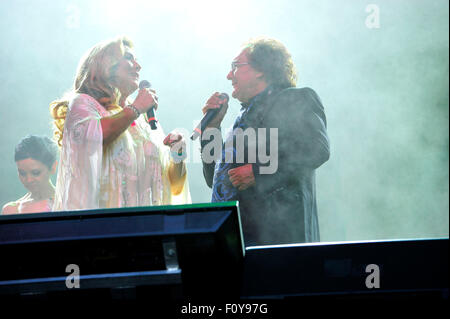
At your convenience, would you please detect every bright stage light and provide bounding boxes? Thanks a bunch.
[98,0,248,39]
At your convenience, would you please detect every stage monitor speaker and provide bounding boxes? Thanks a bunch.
[0,202,244,299]
[242,238,448,299]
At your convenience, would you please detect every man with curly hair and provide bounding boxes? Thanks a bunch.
[201,37,330,246]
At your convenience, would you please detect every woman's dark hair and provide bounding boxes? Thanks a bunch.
[14,135,58,169]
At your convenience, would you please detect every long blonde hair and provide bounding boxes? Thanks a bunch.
[50,36,133,146]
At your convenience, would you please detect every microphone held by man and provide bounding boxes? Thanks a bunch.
[191,92,229,140]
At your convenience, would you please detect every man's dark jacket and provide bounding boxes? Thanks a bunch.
[202,87,330,246]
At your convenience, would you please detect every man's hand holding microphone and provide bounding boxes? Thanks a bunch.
[191,92,229,140]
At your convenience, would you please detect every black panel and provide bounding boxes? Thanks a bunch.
[241,238,448,299]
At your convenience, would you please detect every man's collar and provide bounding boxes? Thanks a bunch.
[240,85,274,109]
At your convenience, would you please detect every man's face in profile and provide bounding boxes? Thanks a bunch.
[227,49,264,103]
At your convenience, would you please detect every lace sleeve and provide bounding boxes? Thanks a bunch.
[53,94,104,211]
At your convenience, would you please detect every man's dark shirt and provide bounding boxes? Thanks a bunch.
[211,86,273,203]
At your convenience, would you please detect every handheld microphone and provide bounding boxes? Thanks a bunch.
[139,80,157,130]
[190,93,229,140]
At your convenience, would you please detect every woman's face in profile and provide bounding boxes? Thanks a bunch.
[16,158,54,193]
[111,49,141,96]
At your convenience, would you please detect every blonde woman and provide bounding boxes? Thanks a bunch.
[2,135,57,215]
[50,36,190,211]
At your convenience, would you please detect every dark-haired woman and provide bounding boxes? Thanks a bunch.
[2,135,57,214]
